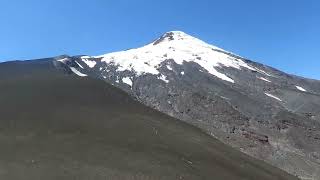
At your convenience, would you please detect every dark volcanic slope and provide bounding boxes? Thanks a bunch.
[0,59,296,180]
[55,31,320,179]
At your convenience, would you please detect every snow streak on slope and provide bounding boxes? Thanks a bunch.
[92,31,257,83]
[70,67,87,77]
[75,61,84,69]
[258,77,271,83]
[296,86,307,92]
[265,93,282,102]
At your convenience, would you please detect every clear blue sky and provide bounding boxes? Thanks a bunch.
[0,0,319,79]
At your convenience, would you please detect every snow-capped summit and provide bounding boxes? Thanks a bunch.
[151,31,221,49]
[85,31,256,83]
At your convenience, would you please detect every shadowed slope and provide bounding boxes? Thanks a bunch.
[0,59,297,180]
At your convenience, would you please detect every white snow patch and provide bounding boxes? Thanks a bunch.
[81,57,96,68]
[254,68,272,76]
[57,58,68,63]
[265,93,282,102]
[94,31,251,83]
[209,68,234,83]
[258,77,271,83]
[219,96,230,100]
[166,65,173,70]
[75,61,84,69]
[181,71,185,75]
[296,86,307,92]
[159,74,169,83]
[70,67,87,77]
[122,77,132,86]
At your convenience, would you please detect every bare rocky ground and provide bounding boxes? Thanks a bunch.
[0,59,297,180]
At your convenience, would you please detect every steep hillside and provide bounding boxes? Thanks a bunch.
[56,31,320,179]
[0,59,297,179]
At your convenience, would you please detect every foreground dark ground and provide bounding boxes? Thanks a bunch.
[0,59,297,180]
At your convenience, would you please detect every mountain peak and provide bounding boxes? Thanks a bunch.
[153,31,197,45]
[77,31,256,83]
[162,30,190,37]
[52,31,320,179]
